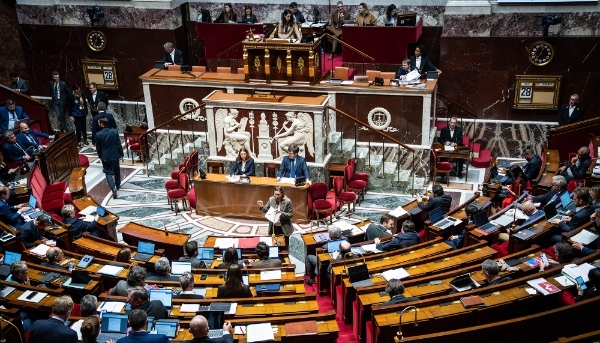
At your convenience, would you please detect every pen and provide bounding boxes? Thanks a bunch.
[100,302,106,309]
[240,327,245,334]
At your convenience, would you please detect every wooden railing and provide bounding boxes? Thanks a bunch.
[547,116,600,162]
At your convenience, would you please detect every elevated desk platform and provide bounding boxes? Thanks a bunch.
[119,222,190,262]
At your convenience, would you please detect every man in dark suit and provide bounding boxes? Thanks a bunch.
[96,117,123,198]
[418,184,453,214]
[182,314,233,343]
[325,1,350,60]
[374,220,420,251]
[10,72,29,94]
[395,58,415,79]
[364,214,395,240]
[16,122,54,155]
[28,295,78,343]
[91,102,117,145]
[127,287,169,320]
[116,309,169,343]
[178,240,206,268]
[551,187,595,243]
[2,131,31,163]
[284,2,305,23]
[379,279,419,306]
[0,99,30,132]
[146,257,180,281]
[85,82,109,116]
[162,42,184,67]
[572,207,600,256]
[481,259,512,286]
[41,247,67,270]
[558,146,591,182]
[438,116,464,176]
[20,215,49,248]
[276,145,310,184]
[0,186,28,229]
[526,175,567,209]
[49,71,72,132]
[557,94,584,126]
[521,147,542,181]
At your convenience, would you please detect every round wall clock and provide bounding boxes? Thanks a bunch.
[87,31,106,52]
[528,41,554,66]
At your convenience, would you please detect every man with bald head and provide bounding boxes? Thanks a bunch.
[41,247,67,270]
[558,146,591,182]
[183,315,233,343]
[521,200,545,226]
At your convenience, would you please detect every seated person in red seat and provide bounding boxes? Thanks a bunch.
[575,268,600,302]
[557,146,591,183]
[539,242,574,272]
[374,220,420,251]
[60,204,103,238]
[572,208,600,256]
[550,187,594,243]
[17,122,54,155]
[501,165,525,208]
[481,259,512,286]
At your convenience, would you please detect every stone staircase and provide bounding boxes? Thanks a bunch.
[145,133,209,177]
[328,132,427,195]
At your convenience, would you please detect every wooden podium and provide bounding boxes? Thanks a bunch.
[120,222,190,262]
[243,37,323,85]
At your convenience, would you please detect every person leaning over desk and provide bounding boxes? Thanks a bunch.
[411,44,442,75]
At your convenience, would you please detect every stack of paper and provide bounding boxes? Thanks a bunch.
[260,270,282,281]
[30,244,51,257]
[526,278,560,295]
[97,265,124,276]
[405,70,420,81]
[570,230,600,245]
[98,301,126,313]
[388,206,408,218]
[259,236,275,246]
[79,206,97,215]
[361,243,382,253]
[562,263,596,283]
[381,268,410,281]
[279,177,295,184]
[265,207,281,224]
[70,319,84,340]
[180,304,200,312]
[17,290,47,303]
[214,238,238,249]
[247,323,275,343]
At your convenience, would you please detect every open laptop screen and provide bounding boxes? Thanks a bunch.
[269,246,278,258]
[155,320,179,338]
[221,248,242,260]
[198,248,215,260]
[28,195,37,209]
[101,313,128,333]
[137,241,155,255]
[3,251,21,266]
[171,262,191,275]
[150,289,172,308]
[428,208,443,223]
[560,191,572,208]
[327,240,344,252]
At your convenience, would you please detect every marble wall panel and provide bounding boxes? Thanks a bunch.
[438,36,600,122]
[16,4,183,30]
[0,1,27,80]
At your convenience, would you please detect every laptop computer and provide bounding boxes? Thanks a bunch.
[197,311,225,338]
[0,250,21,278]
[222,248,242,260]
[69,270,91,288]
[544,203,563,222]
[198,248,215,267]
[429,208,455,230]
[559,191,576,212]
[132,241,155,262]
[348,263,374,288]
[154,319,180,338]
[96,205,107,217]
[97,313,129,342]
[150,289,173,308]
[449,273,480,292]
[268,246,279,259]
[171,261,191,275]
[154,61,166,69]
[492,174,509,184]
[473,212,499,233]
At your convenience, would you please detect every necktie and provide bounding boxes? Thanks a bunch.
[337,13,342,29]
[27,134,35,144]
[11,112,16,120]
[54,83,58,99]
[290,159,296,178]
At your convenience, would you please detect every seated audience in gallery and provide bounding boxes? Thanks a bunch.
[240,5,257,23]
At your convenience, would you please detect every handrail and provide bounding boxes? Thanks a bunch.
[437,92,477,119]
[216,40,244,59]
[142,103,206,138]
[327,106,413,152]
[549,116,600,133]
[323,33,375,62]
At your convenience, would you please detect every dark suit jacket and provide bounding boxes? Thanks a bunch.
[12,78,29,94]
[439,126,463,145]
[62,216,97,239]
[395,65,416,79]
[19,219,42,248]
[96,127,123,162]
[375,231,420,251]
[49,80,71,103]
[259,196,294,236]
[0,199,21,227]
[178,256,206,268]
[116,331,169,343]
[29,317,78,343]
[41,261,67,270]
[418,194,453,214]
[0,106,30,131]
[379,294,419,307]
[330,10,350,29]
[91,112,117,144]
[162,49,184,65]
[532,189,564,208]
[557,104,585,126]
[561,156,591,181]
[276,155,310,180]
[559,205,594,232]
[146,274,180,281]
[181,333,234,343]
[17,130,50,153]
[523,154,542,181]
[86,90,109,115]
[2,141,27,162]
[409,55,437,73]
[251,258,282,268]
[230,158,255,176]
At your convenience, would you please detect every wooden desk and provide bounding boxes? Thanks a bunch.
[37,131,80,184]
[71,196,119,240]
[203,235,286,250]
[435,144,471,183]
[0,280,63,312]
[194,173,310,223]
[425,193,491,242]
[68,166,87,199]
[0,308,24,343]
[72,235,160,265]
[534,149,560,195]
[120,222,190,262]
[199,72,245,82]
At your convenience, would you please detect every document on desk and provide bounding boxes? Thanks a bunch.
[361,243,382,253]
[247,323,275,343]
[570,230,599,245]
[259,236,275,246]
[98,301,126,313]
[443,145,454,151]
[381,267,410,281]
[261,270,282,281]
[82,215,95,222]
[226,175,240,182]
[30,244,51,257]
[180,304,200,312]
[97,265,124,276]
[341,80,354,85]
[406,70,421,81]
[214,237,238,249]
[278,177,295,184]
[265,207,281,224]
[334,220,357,233]
[526,278,560,295]
[79,206,97,215]
[18,290,48,303]
[388,206,408,218]
[193,288,207,296]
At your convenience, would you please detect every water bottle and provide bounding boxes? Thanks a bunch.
[68,262,74,271]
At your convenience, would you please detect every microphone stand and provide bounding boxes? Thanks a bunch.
[510,183,522,233]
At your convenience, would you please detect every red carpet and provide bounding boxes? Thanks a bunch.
[321,54,344,79]
[304,278,358,343]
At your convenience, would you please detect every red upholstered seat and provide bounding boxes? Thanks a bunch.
[347,159,369,182]
[347,179,367,189]
[308,182,333,223]
[344,165,366,204]
[188,188,196,209]
[79,154,89,168]
[165,179,179,189]
[30,163,67,215]
[438,161,452,169]
[130,143,140,149]
[432,149,452,186]
[167,189,186,198]
[491,241,509,258]
[167,172,190,213]
[472,149,492,168]
[334,176,356,213]
[567,179,586,193]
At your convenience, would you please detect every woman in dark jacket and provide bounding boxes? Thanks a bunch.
[215,3,237,23]
[217,264,253,298]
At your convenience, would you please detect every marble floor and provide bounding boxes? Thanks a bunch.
[78,145,489,275]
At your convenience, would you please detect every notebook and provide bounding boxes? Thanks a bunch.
[132,241,155,262]
[171,261,191,275]
[97,313,129,342]
[150,288,173,308]
[154,319,180,338]
[0,250,21,278]
[198,248,215,266]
